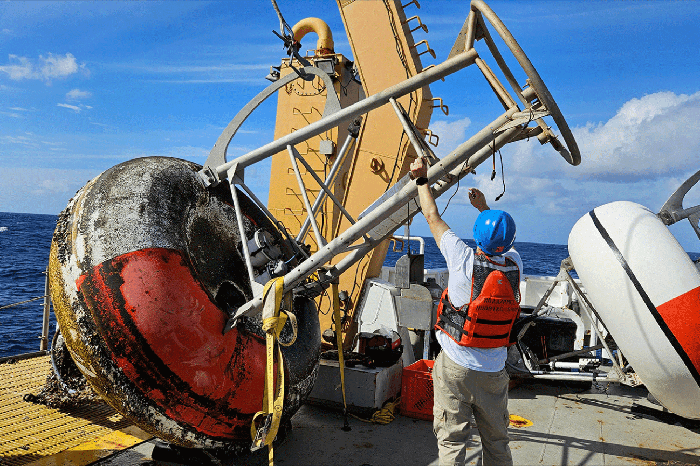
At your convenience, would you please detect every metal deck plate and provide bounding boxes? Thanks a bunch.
[0,355,151,466]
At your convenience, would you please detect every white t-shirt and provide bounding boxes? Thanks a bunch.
[436,229,523,372]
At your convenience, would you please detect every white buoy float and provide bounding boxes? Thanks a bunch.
[569,201,700,419]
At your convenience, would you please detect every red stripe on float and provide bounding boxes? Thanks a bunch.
[657,286,700,375]
[78,248,274,440]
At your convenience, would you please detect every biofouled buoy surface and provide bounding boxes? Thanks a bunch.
[48,157,320,448]
[569,201,700,419]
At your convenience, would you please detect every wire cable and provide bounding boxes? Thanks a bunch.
[495,148,506,201]
[439,160,469,216]
[0,295,46,311]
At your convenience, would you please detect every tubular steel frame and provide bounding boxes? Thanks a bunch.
[196,1,581,331]
[515,258,642,387]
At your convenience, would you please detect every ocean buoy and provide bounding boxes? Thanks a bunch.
[48,157,320,449]
[569,201,700,419]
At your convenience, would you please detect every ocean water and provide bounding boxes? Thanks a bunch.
[383,237,573,277]
[0,212,57,358]
[1,211,698,358]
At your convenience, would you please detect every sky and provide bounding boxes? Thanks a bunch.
[1,0,700,251]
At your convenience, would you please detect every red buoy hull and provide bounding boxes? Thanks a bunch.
[49,157,320,448]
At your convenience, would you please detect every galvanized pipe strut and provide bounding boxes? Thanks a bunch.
[292,147,362,235]
[288,144,327,249]
[228,165,260,291]
[40,268,51,351]
[389,97,430,160]
[329,122,522,282]
[297,133,357,242]
[228,106,522,326]
[209,48,479,180]
[212,1,582,331]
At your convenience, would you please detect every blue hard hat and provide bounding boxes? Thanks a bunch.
[473,210,516,256]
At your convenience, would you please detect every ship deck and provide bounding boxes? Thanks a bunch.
[0,353,151,466]
[2,354,699,466]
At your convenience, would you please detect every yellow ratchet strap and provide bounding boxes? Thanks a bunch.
[332,281,351,431]
[251,277,297,465]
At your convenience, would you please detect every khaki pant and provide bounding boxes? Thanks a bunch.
[432,351,512,466]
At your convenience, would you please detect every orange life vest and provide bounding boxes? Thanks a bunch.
[436,253,521,348]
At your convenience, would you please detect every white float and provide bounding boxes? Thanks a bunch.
[569,201,700,419]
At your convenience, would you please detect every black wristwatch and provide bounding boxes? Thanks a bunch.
[416,177,428,186]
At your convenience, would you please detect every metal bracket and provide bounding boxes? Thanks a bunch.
[390,97,432,161]
[497,109,550,132]
[197,165,221,188]
[426,97,449,116]
[403,15,428,34]
[563,259,639,386]
[658,169,700,231]
[411,40,436,59]
[202,65,343,174]
[516,256,640,386]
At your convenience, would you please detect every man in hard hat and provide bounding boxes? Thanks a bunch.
[410,157,521,466]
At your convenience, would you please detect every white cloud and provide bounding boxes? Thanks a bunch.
[430,117,472,157]
[0,166,100,214]
[428,91,700,248]
[39,139,66,149]
[0,53,89,82]
[57,103,81,112]
[66,88,92,100]
[89,121,115,129]
[0,134,38,147]
[41,53,81,78]
[498,90,700,186]
[570,91,700,181]
[140,145,209,160]
[57,101,92,113]
[150,77,272,85]
[107,61,272,84]
[1,110,23,119]
[112,62,269,74]
[0,55,34,80]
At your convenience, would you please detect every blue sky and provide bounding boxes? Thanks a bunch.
[1,1,700,250]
